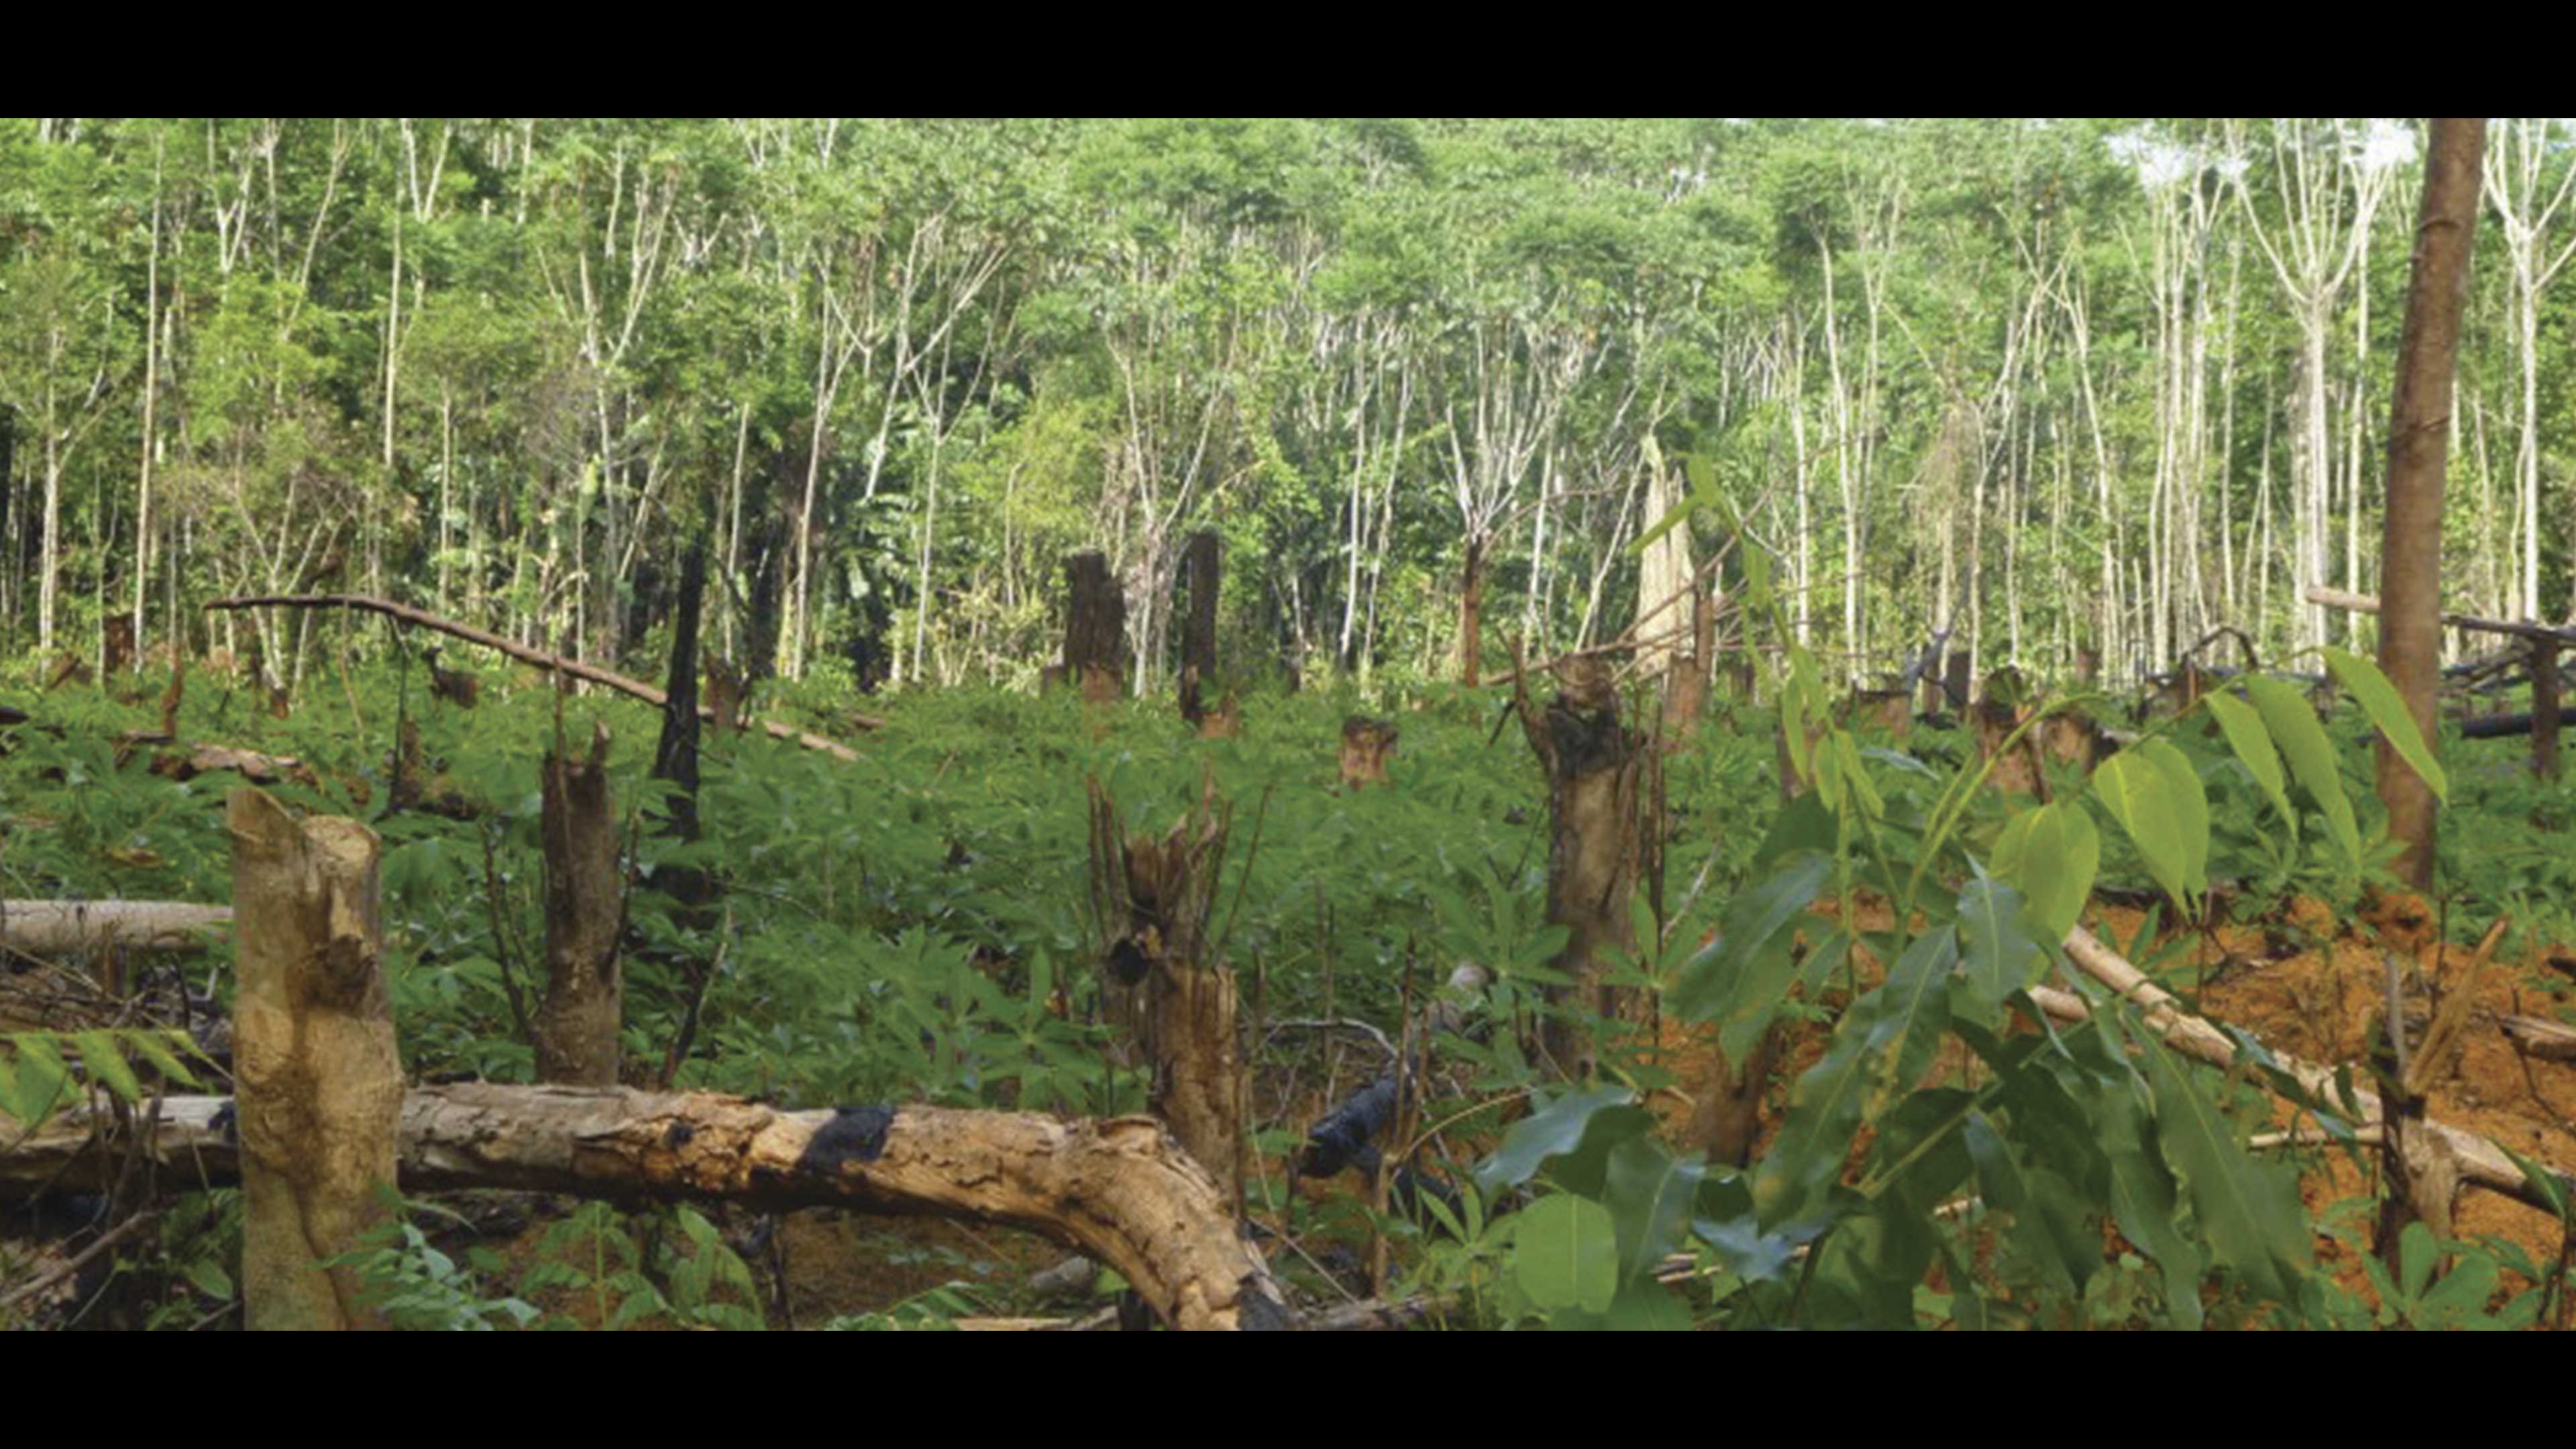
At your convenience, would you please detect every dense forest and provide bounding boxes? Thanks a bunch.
[5,119,2576,1332]
[3,117,2572,696]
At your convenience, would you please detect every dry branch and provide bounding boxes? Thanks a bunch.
[3,1084,1291,1332]
[1,900,232,955]
[204,594,874,758]
[2043,928,2575,1214]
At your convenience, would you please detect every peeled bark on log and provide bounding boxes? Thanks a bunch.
[1177,530,1220,727]
[1514,655,1644,1079]
[203,594,872,757]
[4,1085,1291,1331]
[1062,552,1128,704]
[1087,782,1244,1210]
[1,900,231,956]
[1842,687,1912,741]
[1339,716,1398,790]
[537,720,623,1086]
[227,788,402,1331]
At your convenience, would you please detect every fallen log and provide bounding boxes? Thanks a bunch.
[204,594,875,759]
[2502,1014,2576,1063]
[1,900,232,956]
[3,1083,1291,1332]
[2049,928,2575,1215]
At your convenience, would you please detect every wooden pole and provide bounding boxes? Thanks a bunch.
[2375,117,2485,890]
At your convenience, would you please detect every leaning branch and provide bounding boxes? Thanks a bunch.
[4,1083,1290,1332]
[2044,927,2575,1214]
[203,594,877,759]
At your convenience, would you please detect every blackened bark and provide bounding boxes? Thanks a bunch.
[1064,551,1128,704]
[1178,530,1220,727]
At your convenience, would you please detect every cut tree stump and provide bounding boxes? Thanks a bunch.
[228,788,402,1331]
[3,1087,1291,1332]
[1513,654,1644,1079]
[536,720,623,1087]
[1339,716,1398,790]
[1087,781,1246,1211]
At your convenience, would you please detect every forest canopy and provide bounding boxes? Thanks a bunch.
[5,118,2571,696]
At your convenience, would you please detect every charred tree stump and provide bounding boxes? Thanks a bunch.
[227,788,401,1331]
[1087,782,1245,1211]
[1513,655,1645,1079]
[1063,551,1128,705]
[2532,637,2559,780]
[536,720,623,1086]
[1177,530,1221,728]
[103,612,136,681]
[1843,687,1912,741]
[1339,716,1399,790]
[1974,672,2047,798]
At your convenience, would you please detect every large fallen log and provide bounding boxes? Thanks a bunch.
[1,900,233,956]
[204,594,877,759]
[3,1083,1291,1332]
[2047,927,2575,1215]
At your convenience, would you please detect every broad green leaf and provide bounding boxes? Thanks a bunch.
[2141,740,2208,902]
[1601,1279,1695,1330]
[1956,878,2043,1022]
[74,1030,144,1105]
[1513,1193,1619,1314]
[1988,801,2099,943]
[2324,646,2447,804]
[1603,1135,1707,1281]
[2203,690,2294,836]
[1477,1085,1639,1195]
[2246,674,2359,863]
[2093,744,2204,912]
[2142,1034,2308,1301]
[1669,850,1830,1025]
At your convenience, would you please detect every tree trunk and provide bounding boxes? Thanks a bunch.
[1515,656,1644,1079]
[536,720,623,1085]
[1177,529,1220,727]
[2377,118,2485,892]
[227,788,401,1331]
[1458,536,1486,687]
[1062,551,1127,704]
[1662,583,1715,748]
[9,1085,1291,1332]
